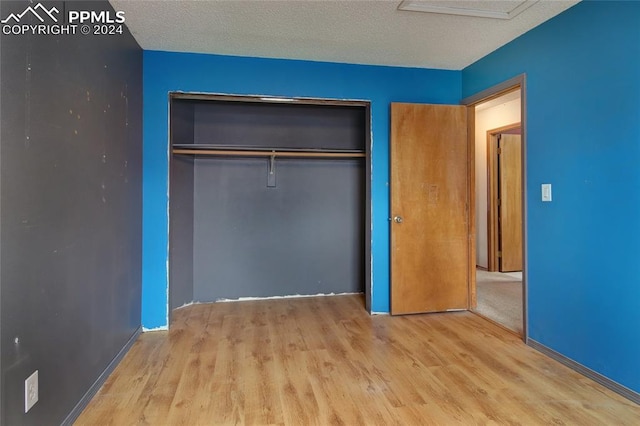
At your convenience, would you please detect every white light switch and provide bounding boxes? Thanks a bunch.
[541,184,552,202]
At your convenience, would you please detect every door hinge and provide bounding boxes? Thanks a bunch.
[497,147,502,155]
[497,251,502,257]
[497,198,501,206]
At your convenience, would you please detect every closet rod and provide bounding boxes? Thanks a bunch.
[172,148,366,158]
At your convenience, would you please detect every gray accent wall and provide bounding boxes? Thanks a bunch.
[192,157,365,301]
[169,155,195,310]
[193,101,366,150]
[0,1,142,424]
[169,101,195,311]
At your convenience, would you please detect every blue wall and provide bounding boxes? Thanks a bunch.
[463,1,640,393]
[143,51,461,328]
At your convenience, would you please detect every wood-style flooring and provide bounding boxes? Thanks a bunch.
[75,295,640,425]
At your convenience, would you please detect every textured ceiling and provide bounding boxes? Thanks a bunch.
[110,0,579,70]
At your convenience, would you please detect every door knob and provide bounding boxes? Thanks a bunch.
[394,216,403,223]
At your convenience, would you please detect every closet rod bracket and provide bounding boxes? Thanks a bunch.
[267,153,276,188]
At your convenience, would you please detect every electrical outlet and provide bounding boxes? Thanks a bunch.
[24,370,38,413]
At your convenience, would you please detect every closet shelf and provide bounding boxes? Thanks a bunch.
[172,144,366,159]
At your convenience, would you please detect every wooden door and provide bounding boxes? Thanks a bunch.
[498,134,523,272]
[390,103,469,315]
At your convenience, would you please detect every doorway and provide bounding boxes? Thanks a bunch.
[465,85,526,337]
[487,126,522,272]
[388,77,526,337]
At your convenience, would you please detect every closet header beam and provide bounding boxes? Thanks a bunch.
[170,92,370,108]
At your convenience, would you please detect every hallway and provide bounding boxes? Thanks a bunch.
[475,269,523,334]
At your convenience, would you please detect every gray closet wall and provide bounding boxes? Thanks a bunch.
[169,97,367,307]
[169,102,195,310]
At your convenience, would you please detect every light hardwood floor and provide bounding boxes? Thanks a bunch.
[75,295,640,425]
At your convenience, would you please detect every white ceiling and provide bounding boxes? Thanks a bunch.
[110,0,579,70]
[475,88,520,111]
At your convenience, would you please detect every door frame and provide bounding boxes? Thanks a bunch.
[487,123,521,272]
[461,74,528,341]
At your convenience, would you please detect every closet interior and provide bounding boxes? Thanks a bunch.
[168,93,371,312]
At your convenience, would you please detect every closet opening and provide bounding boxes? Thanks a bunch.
[168,93,371,321]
